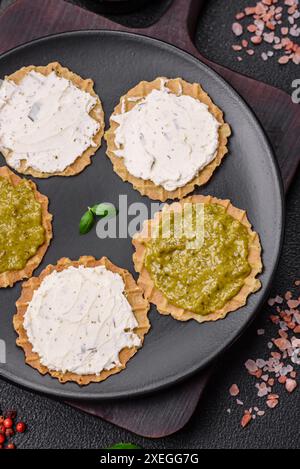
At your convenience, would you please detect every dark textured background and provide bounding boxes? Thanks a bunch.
[0,0,299,449]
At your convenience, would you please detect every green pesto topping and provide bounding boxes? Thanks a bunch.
[0,176,45,273]
[144,203,251,315]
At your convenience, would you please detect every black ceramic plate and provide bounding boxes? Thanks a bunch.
[0,31,284,400]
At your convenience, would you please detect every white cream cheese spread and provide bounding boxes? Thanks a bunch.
[112,86,220,191]
[0,71,100,173]
[23,265,141,375]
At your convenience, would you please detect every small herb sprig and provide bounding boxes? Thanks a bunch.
[79,203,117,235]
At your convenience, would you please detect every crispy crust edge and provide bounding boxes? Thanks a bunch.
[1,62,105,178]
[13,256,151,385]
[0,166,53,288]
[132,195,262,323]
[105,77,231,201]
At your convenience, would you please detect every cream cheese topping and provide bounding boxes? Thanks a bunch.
[23,265,141,375]
[0,71,100,173]
[112,86,220,191]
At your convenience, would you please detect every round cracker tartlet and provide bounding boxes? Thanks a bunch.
[0,166,52,288]
[105,77,231,201]
[13,256,150,385]
[132,195,262,323]
[0,62,105,178]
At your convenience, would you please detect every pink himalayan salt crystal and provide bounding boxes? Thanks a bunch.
[273,337,291,350]
[257,329,265,336]
[251,35,263,44]
[291,337,300,348]
[285,378,297,393]
[287,299,300,309]
[256,358,266,368]
[247,49,255,55]
[232,45,242,51]
[229,384,240,397]
[285,291,293,300]
[278,55,290,64]
[275,295,284,304]
[285,0,295,6]
[256,382,270,397]
[232,22,243,36]
[294,311,300,324]
[264,32,275,43]
[267,399,279,408]
[245,359,258,372]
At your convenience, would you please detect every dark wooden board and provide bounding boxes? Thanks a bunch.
[0,0,297,438]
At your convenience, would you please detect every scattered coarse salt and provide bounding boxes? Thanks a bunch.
[245,359,258,373]
[291,349,300,365]
[267,398,279,408]
[231,1,300,64]
[285,378,297,393]
[294,312,300,324]
[273,337,291,350]
[241,413,252,428]
[264,32,275,42]
[278,54,291,63]
[251,35,263,44]
[227,280,300,429]
[232,22,244,36]
[275,295,284,304]
[287,299,300,309]
[256,359,266,368]
[229,384,240,396]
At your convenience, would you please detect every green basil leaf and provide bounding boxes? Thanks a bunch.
[108,443,141,449]
[79,209,95,234]
[91,203,118,218]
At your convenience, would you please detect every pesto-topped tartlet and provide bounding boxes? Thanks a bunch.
[133,195,262,323]
[0,166,52,288]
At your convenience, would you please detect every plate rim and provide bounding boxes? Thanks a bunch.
[0,29,285,400]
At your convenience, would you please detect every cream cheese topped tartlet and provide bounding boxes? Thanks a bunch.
[13,256,150,385]
[0,62,104,178]
[105,77,231,201]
